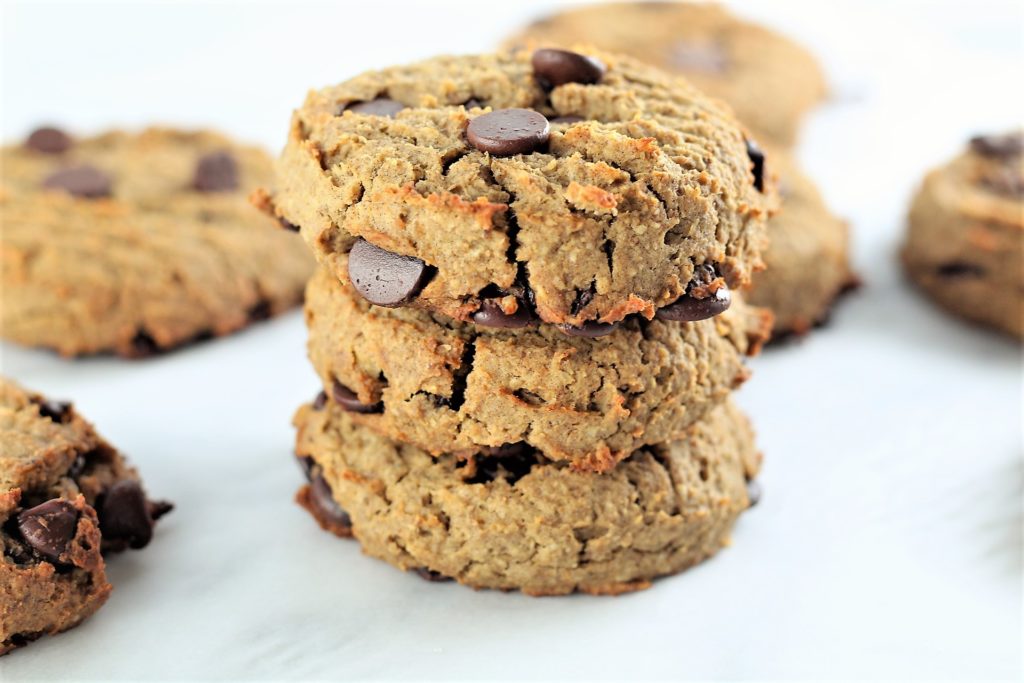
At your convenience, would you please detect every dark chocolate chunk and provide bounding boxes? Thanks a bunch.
[414,567,453,582]
[331,379,383,414]
[98,480,155,550]
[25,126,72,154]
[345,98,405,118]
[472,298,538,329]
[532,48,606,87]
[746,139,765,193]
[969,132,1023,159]
[309,475,352,532]
[193,151,239,192]
[37,400,72,424]
[558,320,619,338]
[16,499,79,563]
[42,165,112,198]
[467,109,550,156]
[347,238,432,307]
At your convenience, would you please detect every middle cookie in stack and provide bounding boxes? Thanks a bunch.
[266,48,774,594]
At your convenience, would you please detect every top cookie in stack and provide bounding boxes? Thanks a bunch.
[264,48,773,331]
[267,47,773,594]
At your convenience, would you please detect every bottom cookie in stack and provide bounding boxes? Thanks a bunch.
[293,397,760,597]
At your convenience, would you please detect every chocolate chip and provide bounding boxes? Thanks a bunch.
[279,217,300,232]
[247,300,272,322]
[414,567,453,582]
[472,298,538,329]
[463,98,484,110]
[550,115,584,125]
[193,151,239,192]
[746,139,765,193]
[345,98,405,118]
[37,400,72,423]
[467,108,550,156]
[332,379,383,414]
[130,330,160,357]
[746,480,762,508]
[25,126,72,154]
[936,261,985,277]
[295,454,315,480]
[669,42,728,73]
[98,480,155,550]
[532,48,606,87]
[347,238,433,307]
[309,475,352,533]
[657,265,732,322]
[147,500,174,521]
[467,444,538,485]
[312,391,328,411]
[558,320,619,338]
[42,165,112,198]
[16,499,79,563]
[969,132,1023,159]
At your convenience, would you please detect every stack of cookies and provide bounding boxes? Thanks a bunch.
[264,47,774,595]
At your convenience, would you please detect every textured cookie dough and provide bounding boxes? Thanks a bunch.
[747,146,857,336]
[266,48,772,328]
[1,378,170,655]
[903,132,1024,339]
[294,397,760,596]
[305,265,769,471]
[0,128,314,357]
[504,2,827,145]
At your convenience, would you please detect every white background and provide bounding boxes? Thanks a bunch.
[1,1,1022,680]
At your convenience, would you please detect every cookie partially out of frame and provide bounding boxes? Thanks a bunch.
[265,48,772,331]
[504,2,827,145]
[0,127,313,357]
[294,396,760,596]
[1,377,171,655]
[304,265,769,472]
[903,131,1023,339]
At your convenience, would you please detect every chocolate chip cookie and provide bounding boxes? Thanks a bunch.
[294,396,760,596]
[305,265,769,472]
[903,131,1024,339]
[1,127,314,357]
[264,48,772,331]
[747,146,857,336]
[504,2,827,145]
[1,377,171,655]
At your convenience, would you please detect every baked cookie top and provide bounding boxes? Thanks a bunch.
[0,127,313,357]
[305,265,770,471]
[504,2,827,145]
[266,48,772,331]
[294,396,760,596]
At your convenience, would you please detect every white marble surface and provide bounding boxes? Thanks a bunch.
[1,1,1021,680]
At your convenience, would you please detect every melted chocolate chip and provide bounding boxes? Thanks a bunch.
[414,567,453,582]
[309,475,352,533]
[16,500,79,562]
[193,151,239,192]
[332,379,383,414]
[26,126,72,154]
[467,109,550,156]
[558,320,619,338]
[657,265,732,322]
[98,480,156,550]
[347,238,433,307]
[345,98,405,118]
[746,139,765,193]
[42,165,112,198]
[532,48,606,87]
[312,391,328,411]
[279,218,300,232]
[37,399,72,423]
[969,132,1023,159]
[295,454,315,481]
[472,298,538,329]
[148,500,174,521]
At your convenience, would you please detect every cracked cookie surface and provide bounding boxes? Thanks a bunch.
[0,128,314,357]
[267,49,772,328]
[293,397,760,596]
[903,131,1024,339]
[305,265,769,471]
[504,2,827,146]
[747,146,857,336]
[1,377,170,655]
